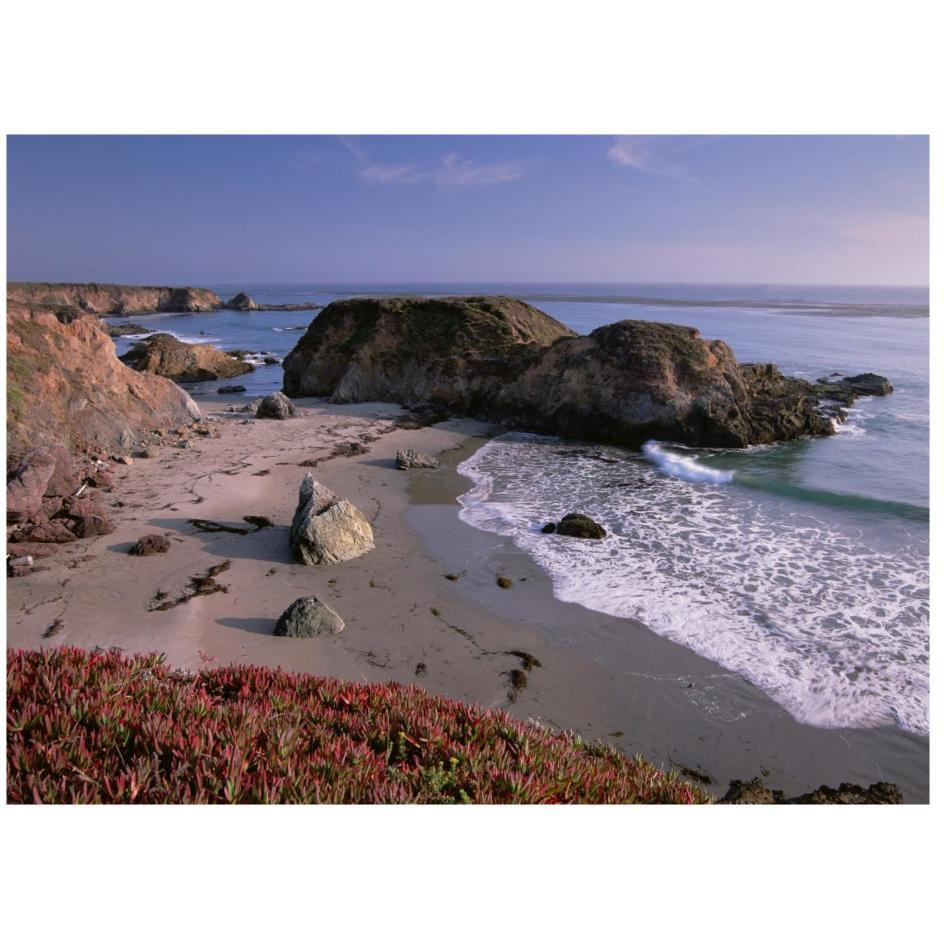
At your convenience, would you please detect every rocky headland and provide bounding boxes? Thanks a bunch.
[282,296,889,448]
[8,282,321,318]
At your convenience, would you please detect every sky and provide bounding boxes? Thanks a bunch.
[6,135,929,285]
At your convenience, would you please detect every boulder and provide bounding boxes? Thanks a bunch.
[273,596,345,637]
[217,384,247,394]
[6,446,75,523]
[129,534,171,556]
[256,391,295,420]
[60,494,115,537]
[120,334,253,382]
[289,474,375,566]
[554,513,606,539]
[395,448,440,469]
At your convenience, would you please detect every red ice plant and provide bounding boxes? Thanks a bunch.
[7,647,709,804]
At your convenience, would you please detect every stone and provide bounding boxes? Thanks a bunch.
[555,513,606,540]
[6,446,74,523]
[395,448,440,470]
[128,534,171,556]
[217,384,247,394]
[280,296,879,449]
[274,596,345,637]
[289,474,375,566]
[541,522,557,534]
[120,333,253,382]
[256,391,295,420]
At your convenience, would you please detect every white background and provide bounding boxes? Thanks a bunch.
[1,1,939,941]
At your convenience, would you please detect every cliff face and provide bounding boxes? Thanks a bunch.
[7,300,202,458]
[282,296,576,410]
[281,297,839,448]
[119,333,254,382]
[7,282,222,314]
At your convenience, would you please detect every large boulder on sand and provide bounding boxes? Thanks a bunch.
[120,333,253,383]
[274,596,345,637]
[256,391,295,419]
[289,474,374,566]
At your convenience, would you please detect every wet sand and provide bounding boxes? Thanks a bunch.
[5,398,929,801]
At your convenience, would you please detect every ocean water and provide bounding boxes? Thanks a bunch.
[106,282,929,734]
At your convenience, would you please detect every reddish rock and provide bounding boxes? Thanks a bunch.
[26,519,78,543]
[72,514,115,538]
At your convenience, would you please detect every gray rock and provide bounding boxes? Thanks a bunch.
[555,513,606,539]
[274,596,345,637]
[395,448,440,470]
[289,474,375,566]
[217,384,247,394]
[256,391,295,419]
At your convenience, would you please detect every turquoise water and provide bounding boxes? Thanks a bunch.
[107,282,929,733]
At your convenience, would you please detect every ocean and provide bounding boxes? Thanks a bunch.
[106,282,930,735]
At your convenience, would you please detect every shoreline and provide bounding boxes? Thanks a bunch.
[5,398,929,801]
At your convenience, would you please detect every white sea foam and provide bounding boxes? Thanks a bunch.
[457,434,929,735]
[642,441,734,484]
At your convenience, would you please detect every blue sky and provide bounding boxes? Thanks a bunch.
[6,135,928,285]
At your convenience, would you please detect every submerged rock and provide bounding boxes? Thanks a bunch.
[274,596,345,637]
[256,391,295,419]
[395,448,440,469]
[289,474,375,566]
[217,384,247,394]
[554,513,606,539]
[814,371,894,404]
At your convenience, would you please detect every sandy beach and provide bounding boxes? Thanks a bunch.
[5,398,929,801]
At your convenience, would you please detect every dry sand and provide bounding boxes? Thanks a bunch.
[5,398,929,801]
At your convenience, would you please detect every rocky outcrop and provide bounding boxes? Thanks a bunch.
[814,372,894,405]
[222,292,322,312]
[395,448,439,469]
[289,474,375,566]
[503,323,834,448]
[721,778,903,804]
[7,298,202,458]
[8,282,222,314]
[7,447,115,543]
[281,297,881,449]
[274,596,345,637]
[225,292,259,310]
[120,334,253,382]
[256,391,295,419]
[282,296,576,409]
[104,322,150,338]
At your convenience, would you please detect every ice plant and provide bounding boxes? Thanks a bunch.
[7,647,710,804]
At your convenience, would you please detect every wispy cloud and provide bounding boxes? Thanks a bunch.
[607,136,699,182]
[342,139,525,188]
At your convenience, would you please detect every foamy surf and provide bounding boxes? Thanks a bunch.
[642,441,734,484]
[457,433,929,735]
